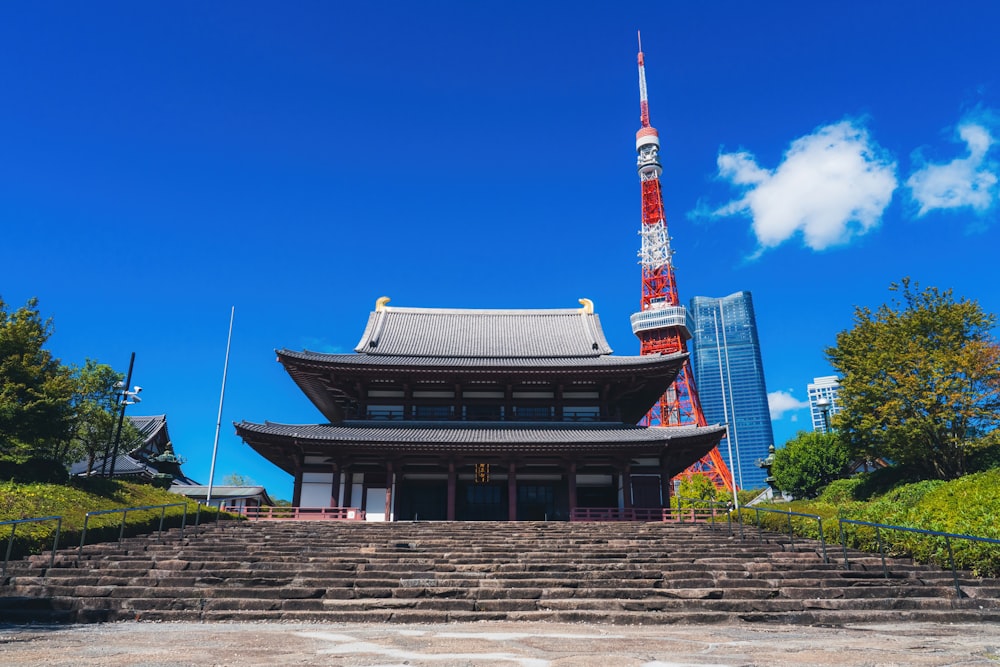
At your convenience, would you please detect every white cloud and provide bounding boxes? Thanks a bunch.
[906,117,999,217]
[768,390,809,420]
[708,120,898,255]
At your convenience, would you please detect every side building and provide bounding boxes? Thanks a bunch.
[236,299,726,521]
[808,375,842,433]
[689,292,774,490]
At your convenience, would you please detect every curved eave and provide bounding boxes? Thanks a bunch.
[276,348,686,371]
[275,348,687,424]
[236,420,726,477]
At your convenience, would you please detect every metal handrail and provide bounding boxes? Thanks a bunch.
[838,518,1000,596]
[674,497,733,534]
[1,516,62,576]
[79,503,188,559]
[737,506,828,563]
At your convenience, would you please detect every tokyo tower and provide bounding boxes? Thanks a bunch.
[628,33,736,495]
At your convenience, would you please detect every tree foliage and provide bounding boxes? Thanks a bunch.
[827,279,1000,480]
[675,473,718,506]
[0,297,131,474]
[71,360,129,475]
[772,430,852,499]
[0,297,75,462]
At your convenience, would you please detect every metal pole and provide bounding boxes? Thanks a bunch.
[713,309,739,509]
[718,305,743,489]
[107,352,135,479]
[206,307,235,505]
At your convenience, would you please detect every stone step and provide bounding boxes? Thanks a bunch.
[3,520,998,626]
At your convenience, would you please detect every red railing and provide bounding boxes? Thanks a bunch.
[230,506,366,521]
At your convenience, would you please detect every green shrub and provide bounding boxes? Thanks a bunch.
[0,480,229,561]
[757,469,1000,576]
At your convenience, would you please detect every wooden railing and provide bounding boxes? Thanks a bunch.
[231,506,366,521]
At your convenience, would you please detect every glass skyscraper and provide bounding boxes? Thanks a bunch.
[690,291,774,490]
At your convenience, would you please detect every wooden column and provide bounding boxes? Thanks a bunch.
[621,463,633,510]
[291,453,303,507]
[446,461,456,521]
[567,461,578,518]
[660,458,672,508]
[507,462,517,521]
[330,464,341,508]
[385,460,394,522]
[342,468,353,509]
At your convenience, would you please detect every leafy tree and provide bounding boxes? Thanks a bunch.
[70,360,127,475]
[675,473,718,506]
[771,430,852,499]
[0,297,75,462]
[223,473,257,486]
[827,279,1000,480]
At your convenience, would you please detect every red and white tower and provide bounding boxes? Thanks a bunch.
[629,33,736,494]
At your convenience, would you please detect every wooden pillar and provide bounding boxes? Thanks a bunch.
[567,461,578,518]
[446,461,456,521]
[291,453,303,507]
[385,460,394,522]
[507,461,517,521]
[330,464,340,508]
[621,463,633,510]
[660,458,672,508]
[342,468,353,508]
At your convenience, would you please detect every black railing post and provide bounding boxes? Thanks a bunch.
[3,523,16,577]
[875,526,888,578]
[945,536,961,597]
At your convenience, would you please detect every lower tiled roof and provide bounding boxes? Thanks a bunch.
[237,420,725,446]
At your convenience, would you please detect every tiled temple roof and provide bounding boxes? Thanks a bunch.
[237,420,725,448]
[353,304,613,358]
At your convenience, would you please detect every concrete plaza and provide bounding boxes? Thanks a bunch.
[2,620,1000,666]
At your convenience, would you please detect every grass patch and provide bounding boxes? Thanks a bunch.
[0,478,228,562]
[752,469,1000,576]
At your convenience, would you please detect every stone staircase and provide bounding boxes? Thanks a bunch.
[2,520,999,624]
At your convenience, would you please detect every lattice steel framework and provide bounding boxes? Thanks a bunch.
[628,34,735,494]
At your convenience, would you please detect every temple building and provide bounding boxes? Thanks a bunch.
[236,298,726,521]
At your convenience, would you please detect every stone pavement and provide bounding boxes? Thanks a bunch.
[1,620,1000,666]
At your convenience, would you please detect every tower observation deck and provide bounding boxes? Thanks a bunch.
[630,33,736,495]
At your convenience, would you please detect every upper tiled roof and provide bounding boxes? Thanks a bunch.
[353,304,613,358]
[279,349,682,370]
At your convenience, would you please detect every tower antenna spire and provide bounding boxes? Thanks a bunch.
[637,31,650,129]
[628,35,737,497]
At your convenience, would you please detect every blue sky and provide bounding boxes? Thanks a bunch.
[2,2,998,500]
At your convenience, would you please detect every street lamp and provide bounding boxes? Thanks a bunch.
[107,352,142,479]
[816,397,831,433]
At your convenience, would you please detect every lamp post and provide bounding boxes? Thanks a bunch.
[107,352,142,479]
[816,397,831,434]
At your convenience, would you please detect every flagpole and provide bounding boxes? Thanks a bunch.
[206,306,235,505]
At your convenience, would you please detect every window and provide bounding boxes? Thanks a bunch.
[464,404,503,421]
[514,406,552,420]
[367,405,405,420]
[564,406,600,422]
[414,405,453,420]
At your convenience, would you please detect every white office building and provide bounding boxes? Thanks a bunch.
[808,376,841,433]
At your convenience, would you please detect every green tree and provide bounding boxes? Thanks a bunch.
[70,360,127,475]
[771,430,851,499]
[675,473,718,506]
[223,473,257,486]
[0,297,75,462]
[827,279,1000,480]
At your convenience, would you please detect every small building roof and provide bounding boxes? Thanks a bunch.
[170,484,274,506]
